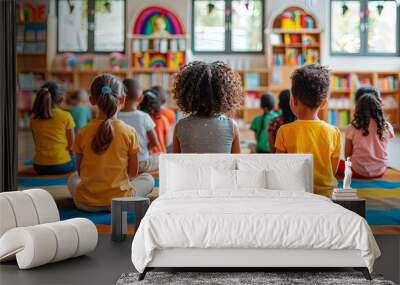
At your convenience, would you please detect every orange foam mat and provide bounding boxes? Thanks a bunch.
[96,224,136,235]
[371,226,400,235]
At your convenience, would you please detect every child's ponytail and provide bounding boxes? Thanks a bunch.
[32,81,64,120]
[33,88,53,119]
[90,74,123,154]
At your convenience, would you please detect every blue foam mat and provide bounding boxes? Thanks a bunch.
[338,180,400,189]
[17,177,159,188]
[17,177,69,187]
[366,209,400,226]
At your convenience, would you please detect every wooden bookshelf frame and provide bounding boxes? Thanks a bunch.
[326,71,400,130]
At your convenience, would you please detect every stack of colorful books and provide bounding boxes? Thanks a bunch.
[332,188,358,200]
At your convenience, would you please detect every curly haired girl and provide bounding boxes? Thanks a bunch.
[338,89,394,178]
[172,61,243,153]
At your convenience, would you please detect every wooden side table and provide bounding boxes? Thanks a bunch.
[332,198,366,218]
[111,197,150,242]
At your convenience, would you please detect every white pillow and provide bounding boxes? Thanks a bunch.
[167,163,212,191]
[236,169,267,189]
[266,166,307,192]
[212,169,237,190]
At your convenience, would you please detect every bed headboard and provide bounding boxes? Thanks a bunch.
[159,154,313,195]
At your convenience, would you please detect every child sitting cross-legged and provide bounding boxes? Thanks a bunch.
[338,88,394,178]
[31,81,76,175]
[250,92,279,153]
[275,64,341,197]
[118,78,160,173]
[67,74,154,212]
[172,61,243,153]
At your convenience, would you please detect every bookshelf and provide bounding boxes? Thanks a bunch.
[128,35,189,70]
[16,2,48,129]
[376,72,400,127]
[17,67,180,128]
[236,68,270,124]
[267,6,322,100]
[326,71,400,130]
[268,7,321,68]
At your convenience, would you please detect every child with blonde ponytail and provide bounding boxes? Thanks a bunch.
[68,74,154,212]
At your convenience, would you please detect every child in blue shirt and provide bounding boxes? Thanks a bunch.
[67,89,92,133]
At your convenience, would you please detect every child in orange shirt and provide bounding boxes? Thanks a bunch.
[139,90,169,153]
[275,64,341,197]
[67,74,154,212]
[150,85,176,126]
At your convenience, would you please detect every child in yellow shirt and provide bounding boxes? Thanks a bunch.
[67,74,154,212]
[31,81,76,175]
[275,64,341,197]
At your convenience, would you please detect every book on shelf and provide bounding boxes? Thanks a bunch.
[332,76,350,90]
[244,72,261,89]
[273,54,284,66]
[332,188,358,200]
[332,194,358,200]
[377,76,398,91]
[283,34,301,45]
[333,188,357,193]
[328,110,350,128]
[305,49,319,64]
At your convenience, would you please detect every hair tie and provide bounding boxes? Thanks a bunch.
[101,86,113,94]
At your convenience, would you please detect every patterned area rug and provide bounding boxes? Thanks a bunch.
[117,272,395,285]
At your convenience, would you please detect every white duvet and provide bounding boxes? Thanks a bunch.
[131,190,380,273]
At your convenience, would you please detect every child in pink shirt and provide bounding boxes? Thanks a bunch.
[338,89,394,178]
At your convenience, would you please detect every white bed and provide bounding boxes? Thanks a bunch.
[131,154,380,280]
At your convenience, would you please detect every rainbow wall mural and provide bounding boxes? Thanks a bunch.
[133,6,184,35]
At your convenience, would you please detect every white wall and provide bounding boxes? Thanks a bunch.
[50,0,400,71]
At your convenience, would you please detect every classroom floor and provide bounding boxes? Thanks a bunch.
[9,128,400,285]
[17,128,400,168]
[1,234,398,285]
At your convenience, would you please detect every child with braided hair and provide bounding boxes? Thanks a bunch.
[172,61,243,153]
[67,74,154,212]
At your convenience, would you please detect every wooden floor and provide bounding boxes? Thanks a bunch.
[1,234,399,285]
[0,235,134,285]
